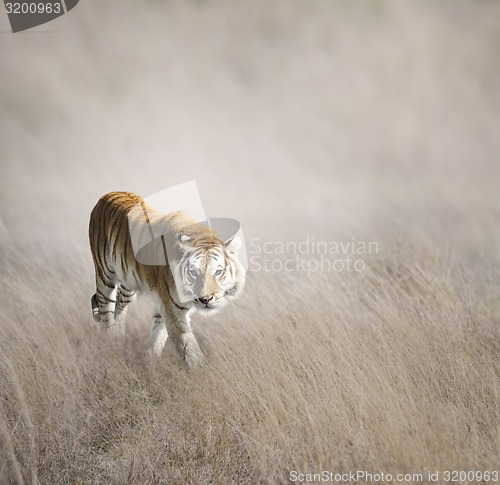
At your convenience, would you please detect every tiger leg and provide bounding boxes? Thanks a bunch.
[91,294,100,322]
[114,284,135,329]
[145,311,168,357]
[93,281,120,334]
[166,313,203,367]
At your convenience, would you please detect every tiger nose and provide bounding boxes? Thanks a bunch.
[199,296,213,305]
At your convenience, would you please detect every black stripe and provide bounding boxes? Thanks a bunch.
[101,279,116,289]
[103,256,115,276]
[118,296,133,303]
[97,289,116,303]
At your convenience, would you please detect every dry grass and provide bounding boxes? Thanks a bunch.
[1,0,500,483]
[0,242,499,483]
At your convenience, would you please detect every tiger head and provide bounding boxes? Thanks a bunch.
[172,227,245,314]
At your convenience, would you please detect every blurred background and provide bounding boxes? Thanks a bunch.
[1,0,499,273]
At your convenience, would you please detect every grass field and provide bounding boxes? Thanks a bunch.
[1,1,499,483]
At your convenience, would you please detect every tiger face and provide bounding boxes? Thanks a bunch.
[172,232,245,314]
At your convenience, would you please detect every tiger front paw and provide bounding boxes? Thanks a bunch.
[178,333,204,367]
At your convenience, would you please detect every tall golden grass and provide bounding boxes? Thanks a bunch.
[0,241,498,483]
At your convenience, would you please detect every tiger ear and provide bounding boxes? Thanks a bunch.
[224,236,241,255]
[177,233,193,250]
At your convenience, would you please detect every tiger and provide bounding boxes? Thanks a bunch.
[88,192,245,366]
